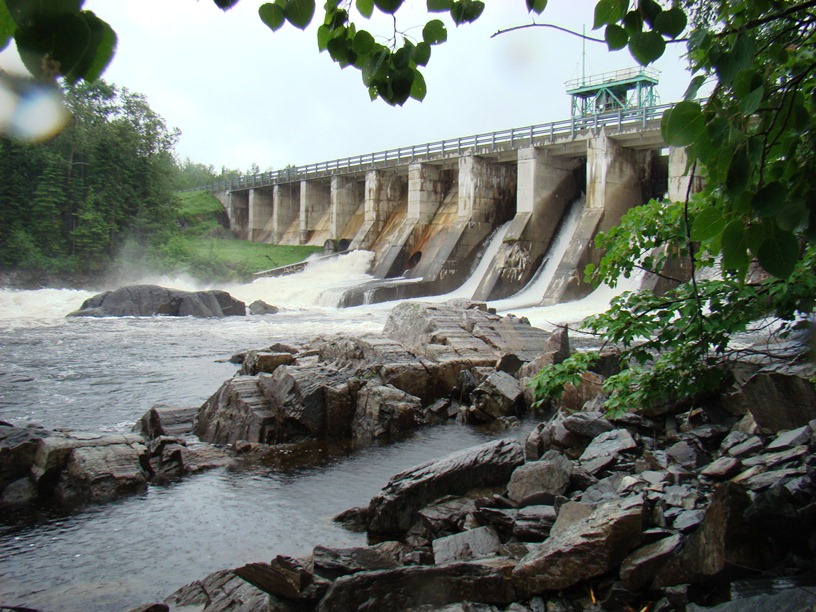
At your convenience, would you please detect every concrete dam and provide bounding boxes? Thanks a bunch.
[211,97,700,308]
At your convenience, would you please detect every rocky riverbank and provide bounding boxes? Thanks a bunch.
[2,300,815,610]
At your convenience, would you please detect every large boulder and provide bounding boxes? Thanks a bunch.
[67,284,246,318]
[367,438,525,534]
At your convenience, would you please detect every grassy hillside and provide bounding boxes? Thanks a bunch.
[152,192,322,282]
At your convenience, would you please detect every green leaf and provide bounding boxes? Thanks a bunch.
[721,219,750,273]
[751,182,787,217]
[352,30,375,55]
[653,6,686,38]
[604,24,628,51]
[413,41,431,66]
[526,0,547,14]
[410,69,427,101]
[422,19,447,45]
[683,74,706,101]
[388,67,414,106]
[356,0,374,18]
[317,24,331,50]
[660,101,703,147]
[67,11,116,83]
[0,0,14,52]
[427,0,452,10]
[628,30,665,65]
[259,3,285,31]
[757,231,799,278]
[362,48,388,86]
[593,0,624,30]
[373,0,404,14]
[726,145,750,197]
[691,207,725,242]
[450,0,484,24]
[15,13,91,80]
[284,0,315,29]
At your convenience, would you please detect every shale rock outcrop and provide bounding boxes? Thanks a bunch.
[67,284,246,318]
[194,301,556,448]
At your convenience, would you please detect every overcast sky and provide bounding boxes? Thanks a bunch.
[1,0,693,172]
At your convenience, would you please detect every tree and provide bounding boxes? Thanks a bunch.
[2,0,815,411]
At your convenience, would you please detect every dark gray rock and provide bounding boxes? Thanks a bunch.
[313,543,402,580]
[512,505,557,542]
[620,534,682,591]
[579,428,637,463]
[725,369,816,432]
[766,425,811,450]
[165,570,271,612]
[133,404,197,440]
[239,351,295,376]
[248,299,279,315]
[507,450,572,503]
[432,525,503,563]
[352,382,425,442]
[317,562,518,611]
[67,284,246,318]
[470,371,523,421]
[234,556,330,604]
[367,438,525,534]
[512,495,645,592]
[561,411,615,439]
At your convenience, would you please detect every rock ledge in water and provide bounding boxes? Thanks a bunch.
[67,284,246,318]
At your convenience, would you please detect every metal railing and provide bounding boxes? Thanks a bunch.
[196,103,671,194]
[565,67,660,91]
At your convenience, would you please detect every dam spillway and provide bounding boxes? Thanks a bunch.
[208,103,702,307]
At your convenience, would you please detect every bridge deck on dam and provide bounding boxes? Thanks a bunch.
[200,103,671,194]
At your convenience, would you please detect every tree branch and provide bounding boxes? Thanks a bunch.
[491,23,605,42]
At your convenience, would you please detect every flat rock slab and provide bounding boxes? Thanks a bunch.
[367,438,525,534]
[513,495,645,593]
[317,563,518,611]
[433,525,503,564]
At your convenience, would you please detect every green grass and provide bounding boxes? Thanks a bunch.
[154,191,323,282]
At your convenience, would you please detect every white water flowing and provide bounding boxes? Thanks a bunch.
[490,197,585,313]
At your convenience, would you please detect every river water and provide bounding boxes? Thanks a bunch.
[0,250,630,611]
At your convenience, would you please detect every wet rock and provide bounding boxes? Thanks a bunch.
[57,440,148,502]
[133,404,197,440]
[418,495,477,536]
[234,556,330,604]
[561,411,615,439]
[0,424,48,494]
[317,563,518,611]
[725,369,816,432]
[506,450,572,503]
[366,438,525,534]
[313,543,402,580]
[512,495,645,593]
[524,413,582,461]
[579,428,637,463]
[352,382,425,441]
[512,505,557,542]
[195,376,274,446]
[433,525,503,563]
[67,284,246,318]
[166,569,270,611]
[248,299,279,315]
[239,351,296,375]
[620,534,682,591]
[653,482,774,587]
[146,436,231,482]
[470,371,523,421]
[701,456,743,480]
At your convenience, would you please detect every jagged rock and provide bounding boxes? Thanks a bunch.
[418,496,477,536]
[234,556,330,604]
[146,436,231,482]
[58,439,149,502]
[516,327,570,380]
[766,425,811,450]
[550,501,594,537]
[433,525,503,563]
[507,450,572,504]
[382,301,553,364]
[724,369,816,432]
[313,543,403,580]
[524,413,583,461]
[195,376,274,445]
[67,284,246,318]
[470,371,523,421]
[701,456,743,480]
[579,428,637,464]
[653,483,775,587]
[367,438,525,534]
[248,299,279,315]
[666,440,707,469]
[727,436,764,457]
[317,563,518,611]
[352,382,425,441]
[512,495,645,593]
[133,404,197,440]
[239,351,295,375]
[620,534,682,591]
[561,411,615,439]
[0,424,48,495]
[165,570,270,611]
[512,505,557,542]
[554,371,606,412]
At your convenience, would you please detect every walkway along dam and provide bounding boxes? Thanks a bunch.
[206,100,702,307]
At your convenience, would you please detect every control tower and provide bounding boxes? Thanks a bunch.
[565,67,659,117]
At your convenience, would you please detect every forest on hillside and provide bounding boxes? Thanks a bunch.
[0,79,245,280]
